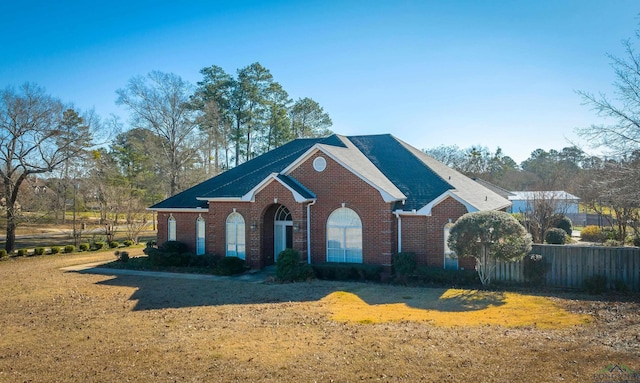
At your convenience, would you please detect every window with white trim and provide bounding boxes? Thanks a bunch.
[196,215,205,255]
[443,222,458,270]
[226,212,246,259]
[326,207,362,263]
[168,214,176,241]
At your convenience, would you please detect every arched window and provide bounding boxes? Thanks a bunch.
[196,215,205,255]
[168,214,176,241]
[443,222,458,270]
[226,212,245,259]
[326,207,362,263]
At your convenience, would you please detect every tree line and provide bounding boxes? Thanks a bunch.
[0,62,332,251]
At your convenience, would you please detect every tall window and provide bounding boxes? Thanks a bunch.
[168,214,176,241]
[326,207,362,263]
[444,223,458,270]
[196,215,205,255]
[226,212,246,259]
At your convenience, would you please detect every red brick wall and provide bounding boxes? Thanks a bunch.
[400,197,475,270]
[156,211,206,253]
[156,152,478,271]
[289,151,396,266]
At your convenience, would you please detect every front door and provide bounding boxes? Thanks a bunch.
[274,205,293,261]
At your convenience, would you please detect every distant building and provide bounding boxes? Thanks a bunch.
[508,191,580,215]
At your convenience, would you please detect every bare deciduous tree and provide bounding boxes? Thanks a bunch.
[0,84,94,252]
[117,71,199,196]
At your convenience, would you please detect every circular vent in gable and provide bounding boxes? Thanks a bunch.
[313,156,327,172]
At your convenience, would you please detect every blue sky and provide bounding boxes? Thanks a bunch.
[1,0,638,163]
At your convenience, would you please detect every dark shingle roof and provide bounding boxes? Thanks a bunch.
[348,134,454,210]
[151,133,510,212]
[151,137,326,209]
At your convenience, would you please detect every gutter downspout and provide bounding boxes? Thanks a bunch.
[394,211,402,253]
[307,200,317,264]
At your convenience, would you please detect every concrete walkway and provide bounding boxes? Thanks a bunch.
[61,263,277,284]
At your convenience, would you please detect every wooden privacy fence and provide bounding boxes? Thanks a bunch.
[493,244,640,291]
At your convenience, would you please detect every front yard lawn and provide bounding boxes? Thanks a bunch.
[0,251,637,382]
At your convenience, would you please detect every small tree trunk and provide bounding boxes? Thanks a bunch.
[5,208,16,252]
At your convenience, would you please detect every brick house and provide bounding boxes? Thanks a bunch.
[149,134,511,271]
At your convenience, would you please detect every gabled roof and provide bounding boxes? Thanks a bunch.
[150,133,511,213]
[151,137,327,209]
[391,136,512,212]
[282,135,406,203]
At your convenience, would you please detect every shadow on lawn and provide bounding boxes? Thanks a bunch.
[91,270,507,312]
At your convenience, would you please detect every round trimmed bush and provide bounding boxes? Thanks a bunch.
[93,241,106,250]
[553,215,573,236]
[545,228,567,244]
[63,245,75,253]
[580,226,603,242]
[123,240,134,247]
[393,252,417,279]
[276,248,313,282]
[34,247,46,256]
[108,241,119,249]
[16,249,28,257]
[50,246,61,254]
[0,249,7,258]
[79,243,90,251]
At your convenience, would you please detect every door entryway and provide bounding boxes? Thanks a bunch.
[274,205,293,261]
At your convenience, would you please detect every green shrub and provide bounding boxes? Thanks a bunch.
[123,240,134,247]
[16,249,28,257]
[146,240,157,248]
[147,248,191,267]
[34,247,46,256]
[50,246,61,254]
[79,243,90,251]
[553,214,573,236]
[633,236,640,247]
[114,250,129,263]
[393,252,417,282]
[545,228,567,244]
[215,256,246,275]
[63,245,75,253]
[0,249,7,258]
[276,249,314,282]
[601,227,619,241]
[583,275,607,294]
[108,241,119,249]
[413,266,480,286]
[93,241,106,250]
[604,239,624,247]
[311,263,383,282]
[189,253,220,268]
[160,241,188,253]
[580,226,604,242]
[522,253,548,286]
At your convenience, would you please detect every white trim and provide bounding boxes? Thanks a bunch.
[243,173,315,203]
[281,145,406,204]
[416,191,478,216]
[195,197,243,202]
[148,207,209,212]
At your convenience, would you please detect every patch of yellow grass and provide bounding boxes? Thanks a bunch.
[322,287,591,329]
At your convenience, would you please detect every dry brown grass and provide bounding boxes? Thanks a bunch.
[0,251,638,382]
